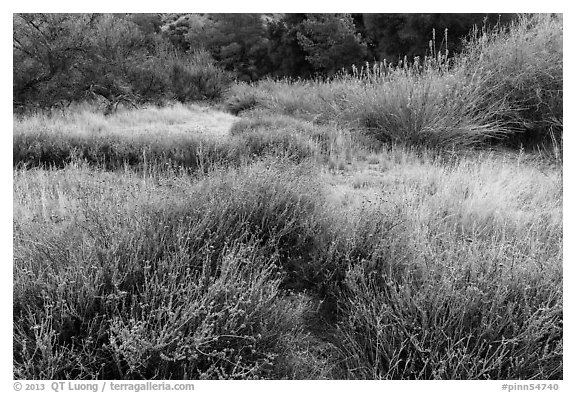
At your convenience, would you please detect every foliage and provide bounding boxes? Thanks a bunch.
[166,50,233,102]
[296,14,368,75]
[265,14,315,78]
[13,14,232,111]
[460,14,563,146]
[361,13,516,62]
[14,13,520,112]
[13,14,97,108]
[13,162,333,378]
[13,143,563,379]
[13,104,329,171]
[13,13,563,380]
[224,14,562,149]
[331,146,562,379]
[186,14,272,81]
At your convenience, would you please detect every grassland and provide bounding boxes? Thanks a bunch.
[13,14,562,380]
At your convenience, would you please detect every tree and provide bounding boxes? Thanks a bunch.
[163,13,208,52]
[13,13,234,111]
[266,14,313,78]
[361,14,518,63]
[13,13,96,107]
[186,13,271,81]
[296,14,368,75]
[13,14,165,109]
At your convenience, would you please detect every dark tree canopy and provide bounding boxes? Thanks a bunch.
[13,13,518,110]
[296,14,368,75]
[185,13,272,81]
[362,13,517,62]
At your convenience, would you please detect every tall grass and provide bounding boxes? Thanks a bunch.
[13,104,333,171]
[225,14,562,149]
[229,112,376,164]
[225,62,507,148]
[13,13,562,380]
[328,147,562,379]
[166,50,233,103]
[461,14,563,146]
[13,160,340,379]
[14,147,562,379]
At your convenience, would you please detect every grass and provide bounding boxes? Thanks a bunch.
[13,146,562,379]
[325,147,562,379]
[461,14,563,146]
[13,104,344,171]
[13,13,562,380]
[226,67,507,149]
[13,103,235,170]
[225,14,562,149]
[13,160,340,379]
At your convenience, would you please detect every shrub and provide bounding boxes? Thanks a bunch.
[461,14,563,146]
[13,14,233,112]
[14,105,374,172]
[224,14,563,149]
[336,66,508,148]
[225,67,508,149]
[13,161,334,379]
[167,50,233,102]
[13,127,237,171]
[224,82,261,115]
[13,242,310,379]
[14,105,331,171]
[13,146,563,379]
[230,111,377,163]
[328,148,563,379]
[336,261,562,379]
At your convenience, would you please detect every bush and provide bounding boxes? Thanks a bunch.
[461,14,563,146]
[336,261,562,379]
[328,148,563,379]
[13,105,333,171]
[13,146,563,379]
[14,105,372,172]
[13,161,333,379]
[225,68,508,149]
[13,14,233,112]
[224,14,563,149]
[13,125,237,171]
[14,242,310,379]
[167,50,233,102]
[224,82,261,115]
[336,65,508,148]
[230,114,325,161]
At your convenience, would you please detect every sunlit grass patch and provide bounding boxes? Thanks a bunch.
[13,160,339,379]
[13,144,562,379]
[322,147,562,379]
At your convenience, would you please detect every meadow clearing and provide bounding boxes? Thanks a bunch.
[13,14,562,379]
